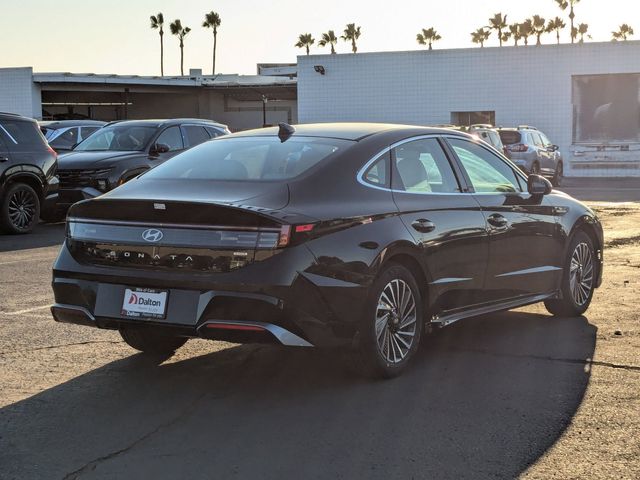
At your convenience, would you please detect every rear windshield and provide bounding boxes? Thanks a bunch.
[74,125,156,152]
[0,120,47,149]
[145,136,351,181]
[498,131,522,145]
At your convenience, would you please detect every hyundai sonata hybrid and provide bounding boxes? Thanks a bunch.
[51,123,603,378]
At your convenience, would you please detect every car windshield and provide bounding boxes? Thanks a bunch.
[144,136,351,181]
[74,125,156,152]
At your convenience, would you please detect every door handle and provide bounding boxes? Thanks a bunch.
[0,156,8,162]
[487,214,509,228]
[411,218,435,233]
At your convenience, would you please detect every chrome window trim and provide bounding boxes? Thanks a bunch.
[356,133,468,195]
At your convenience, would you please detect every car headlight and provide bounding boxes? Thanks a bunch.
[96,179,109,191]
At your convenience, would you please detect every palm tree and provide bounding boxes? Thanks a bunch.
[170,19,191,76]
[318,30,338,54]
[149,13,165,76]
[577,23,590,43]
[341,23,361,53]
[509,23,523,46]
[555,0,580,43]
[532,15,547,45]
[295,33,315,55]
[471,28,491,48]
[417,27,442,50]
[520,19,534,46]
[488,13,508,46]
[547,16,566,44]
[612,24,634,41]
[202,11,222,75]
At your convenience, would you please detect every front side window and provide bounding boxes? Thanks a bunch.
[144,136,351,181]
[392,138,460,193]
[75,125,156,152]
[80,126,100,140]
[448,138,522,193]
[155,126,184,151]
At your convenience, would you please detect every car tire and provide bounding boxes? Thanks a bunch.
[350,263,423,379]
[120,327,187,355]
[544,231,596,317]
[0,183,40,234]
[552,162,563,187]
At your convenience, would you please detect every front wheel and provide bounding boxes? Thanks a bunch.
[351,263,423,378]
[544,231,596,317]
[120,327,187,355]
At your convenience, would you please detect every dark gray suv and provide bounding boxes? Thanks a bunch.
[498,126,563,186]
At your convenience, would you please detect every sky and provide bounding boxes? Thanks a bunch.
[0,0,638,76]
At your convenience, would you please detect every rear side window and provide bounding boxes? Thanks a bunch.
[155,126,184,151]
[363,152,390,187]
[0,120,47,150]
[205,126,224,138]
[145,136,351,181]
[392,138,460,193]
[182,125,211,147]
[498,131,521,145]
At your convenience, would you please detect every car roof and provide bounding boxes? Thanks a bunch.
[39,120,106,128]
[0,112,35,122]
[233,122,463,141]
[104,118,227,129]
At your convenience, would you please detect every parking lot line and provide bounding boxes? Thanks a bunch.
[1,305,51,316]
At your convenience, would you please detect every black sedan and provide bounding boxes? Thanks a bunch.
[51,123,603,378]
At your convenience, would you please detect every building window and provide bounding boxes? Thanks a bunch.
[573,73,640,144]
[451,111,496,127]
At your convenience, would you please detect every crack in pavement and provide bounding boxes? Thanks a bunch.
[447,346,640,372]
[0,340,124,356]
[61,346,264,480]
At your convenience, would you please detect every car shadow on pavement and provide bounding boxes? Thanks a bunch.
[0,310,596,480]
[0,223,65,252]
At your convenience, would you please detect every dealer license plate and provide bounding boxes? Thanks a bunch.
[121,288,168,319]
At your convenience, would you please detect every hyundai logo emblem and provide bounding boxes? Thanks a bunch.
[142,228,164,243]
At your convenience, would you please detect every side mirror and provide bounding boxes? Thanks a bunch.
[547,144,559,152]
[150,143,170,155]
[528,174,552,195]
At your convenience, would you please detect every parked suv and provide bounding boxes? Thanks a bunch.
[0,112,58,233]
[460,124,510,158]
[45,118,229,221]
[498,126,563,186]
[40,120,105,153]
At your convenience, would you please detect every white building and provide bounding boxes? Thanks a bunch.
[298,41,640,177]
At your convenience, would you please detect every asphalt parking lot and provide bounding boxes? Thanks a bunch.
[1,181,639,479]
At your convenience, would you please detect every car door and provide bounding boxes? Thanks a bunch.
[390,137,489,313]
[538,132,559,172]
[0,132,12,175]
[530,132,553,175]
[445,136,563,302]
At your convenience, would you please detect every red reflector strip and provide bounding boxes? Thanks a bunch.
[295,223,315,233]
[206,323,265,332]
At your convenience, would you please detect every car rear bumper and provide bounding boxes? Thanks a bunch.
[57,187,102,208]
[51,242,369,347]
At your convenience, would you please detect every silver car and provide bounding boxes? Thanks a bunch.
[498,126,563,186]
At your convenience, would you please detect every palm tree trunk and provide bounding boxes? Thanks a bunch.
[428,42,432,50]
[498,28,503,46]
[537,34,541,45]
[557,30,560,44]
[331,44,335,54]
[306,45,309,55]
[212,32,217,75]
[160,33,164,76]
[352,39,356,53]
[180,41,184,76]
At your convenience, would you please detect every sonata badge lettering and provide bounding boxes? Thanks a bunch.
[121,288,168,319]
[142,228,164,243]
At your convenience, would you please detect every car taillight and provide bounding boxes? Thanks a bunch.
[277,223,316,247]
[508,144,528,152]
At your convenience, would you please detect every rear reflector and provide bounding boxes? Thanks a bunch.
[205,323,265,332]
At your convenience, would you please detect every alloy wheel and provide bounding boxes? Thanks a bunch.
[375,279,418,364]
[8,188,37,230]
[570,242,594,306]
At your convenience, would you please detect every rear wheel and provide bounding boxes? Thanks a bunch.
[544,231,596,317]
[552,162,563,187]
[0,183,40,234]
[120,327,187,355]
[351,263,423,378]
